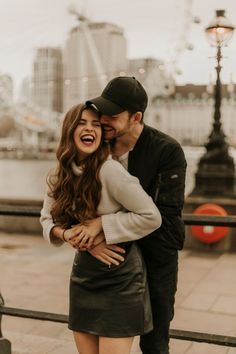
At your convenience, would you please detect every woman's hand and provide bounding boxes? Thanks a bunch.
[62,227,79,246]
[69,218,103,249]
[62,224,126,266]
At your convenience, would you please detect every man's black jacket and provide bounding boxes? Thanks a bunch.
[128,124,187,260]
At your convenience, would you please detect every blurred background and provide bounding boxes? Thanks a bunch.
[0,0,235,200]
[1,2,236,353]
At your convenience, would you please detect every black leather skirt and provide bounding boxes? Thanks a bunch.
[69,242,153,337]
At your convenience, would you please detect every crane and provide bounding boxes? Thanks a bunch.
[68,4,107,93]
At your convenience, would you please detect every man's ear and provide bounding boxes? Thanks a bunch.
[131,111,142,123]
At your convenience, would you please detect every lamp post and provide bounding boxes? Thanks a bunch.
[190,9,236,198]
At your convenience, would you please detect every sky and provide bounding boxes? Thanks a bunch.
[0,0,236,92]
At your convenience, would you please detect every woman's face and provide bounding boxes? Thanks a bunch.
[73,109,102,161]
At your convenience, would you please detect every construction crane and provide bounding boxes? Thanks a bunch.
[68,4,107,92]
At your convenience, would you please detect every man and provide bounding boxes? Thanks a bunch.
[86,76,187,354]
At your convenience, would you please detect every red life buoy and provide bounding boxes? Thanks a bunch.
[191,203,229,244]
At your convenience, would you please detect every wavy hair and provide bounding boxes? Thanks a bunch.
[48,103,110,228]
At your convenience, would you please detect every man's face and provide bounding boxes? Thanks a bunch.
[100,111,132,141]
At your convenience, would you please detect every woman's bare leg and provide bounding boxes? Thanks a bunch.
[99,336,134,354]
[73,331,99,354]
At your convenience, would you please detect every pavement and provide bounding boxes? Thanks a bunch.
[0,231,236,354]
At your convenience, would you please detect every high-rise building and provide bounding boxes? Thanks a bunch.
[63,22,128,111]
[18,77,33,104]
[0,74,14,108]
[32,47,63,112]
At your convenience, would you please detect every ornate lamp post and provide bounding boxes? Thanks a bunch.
[190,9,235,198]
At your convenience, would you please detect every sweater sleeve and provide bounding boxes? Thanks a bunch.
[100,159,162,244]
[40,187,64,247]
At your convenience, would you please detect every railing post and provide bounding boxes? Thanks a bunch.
[0,293,11,354]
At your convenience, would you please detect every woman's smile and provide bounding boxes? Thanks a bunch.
[73,109,102,160]
[80,133,96,146]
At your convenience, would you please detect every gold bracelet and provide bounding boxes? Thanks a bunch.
[62,229,67,242]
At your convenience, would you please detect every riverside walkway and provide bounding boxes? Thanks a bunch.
[0,231,236,354]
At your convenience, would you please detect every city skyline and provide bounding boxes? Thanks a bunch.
[0,0,236,94]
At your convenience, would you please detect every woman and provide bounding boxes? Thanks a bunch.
[40,103,162,354]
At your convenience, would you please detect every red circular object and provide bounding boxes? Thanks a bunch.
[191,203,229,244]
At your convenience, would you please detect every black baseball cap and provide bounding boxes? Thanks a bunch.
[86,76,148,115]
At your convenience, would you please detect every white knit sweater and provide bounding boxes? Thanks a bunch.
[40,157,162,246]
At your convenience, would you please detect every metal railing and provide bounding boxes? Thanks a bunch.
[1,206,236,353]
[0,293,11,354]
[2,204,236,226]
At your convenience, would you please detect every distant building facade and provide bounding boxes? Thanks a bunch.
[0,74,13,108]
[32,47,63,113]
[152,84,236,146]
[63,22,128,111]
[18,77,33,104]
[128,58,175,98]
[128,57,175,126]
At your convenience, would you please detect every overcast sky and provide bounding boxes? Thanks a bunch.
[0,0,236,91]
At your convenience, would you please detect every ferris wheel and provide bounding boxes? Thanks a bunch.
[166,0,201,77]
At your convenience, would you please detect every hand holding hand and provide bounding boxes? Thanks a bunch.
[69,218,103,249]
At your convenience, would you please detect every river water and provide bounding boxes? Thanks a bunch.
[0,146,235,201]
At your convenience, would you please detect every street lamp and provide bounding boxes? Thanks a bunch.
[190,10,236,198]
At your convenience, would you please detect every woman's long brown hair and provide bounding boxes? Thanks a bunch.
[48,103,110,228]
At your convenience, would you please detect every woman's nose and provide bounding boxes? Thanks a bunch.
[84,123,93,130]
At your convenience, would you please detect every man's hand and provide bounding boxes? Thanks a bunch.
[88,241,126,266]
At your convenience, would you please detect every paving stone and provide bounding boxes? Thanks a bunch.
[177,280,197,298]
[172,308,236,335]
[180,292,218,311]
[179,251,221,269]
[1,233,236,354]
[177,266,207,283]
[6,331,77,354]
[196,280,236,297]
[29,321,68,338]
[206,267,236,283]
[169,339,192,353]
[219,253,236,267]
[185,342,229,354]
[3,317,40,335]
[211,295,236,315]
